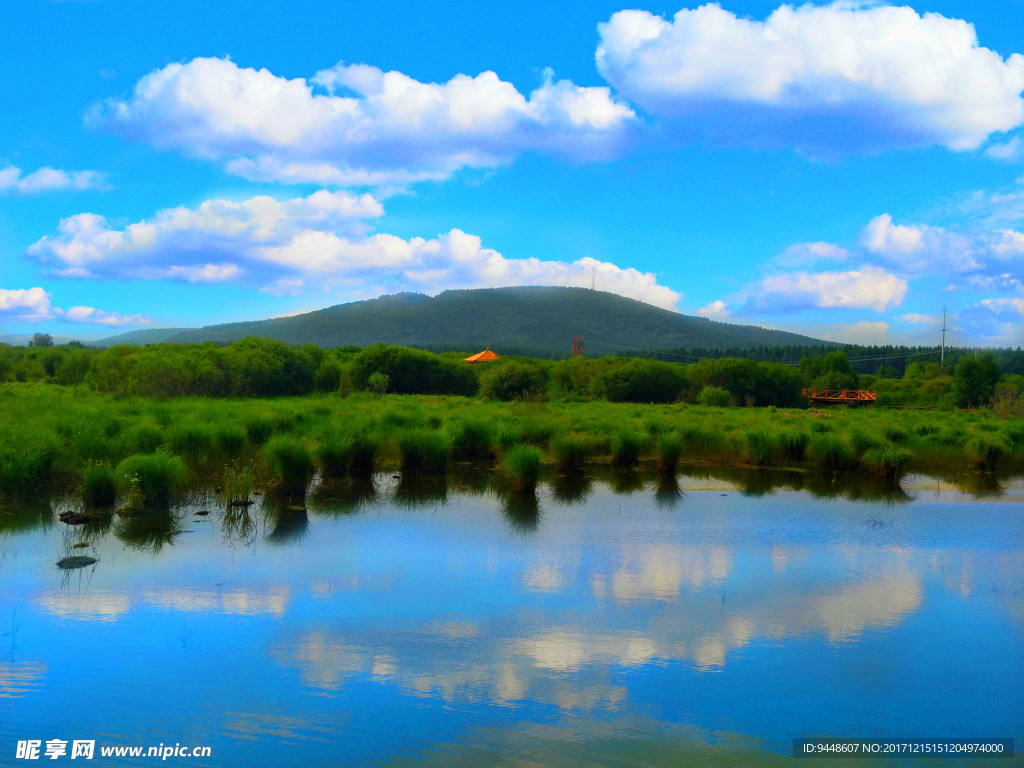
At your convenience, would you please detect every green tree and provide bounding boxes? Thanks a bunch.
[953,353,1001,408]
[30,333,53,347]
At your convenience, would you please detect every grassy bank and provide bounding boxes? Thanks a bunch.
[2,383,1022,505]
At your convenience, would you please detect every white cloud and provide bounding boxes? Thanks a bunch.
[91,57,636,186]
[0,166,108,195]
[596,3,1024,156]
[0,288,147,327]
[29,190,383,280]
[27,191,681,309]
[862,213,984,274]
[897,313,940,326]
[0,288,54,321]
[982,297,1024,314]
[752,266,907,312]
[61,306,151,326]
[959,298,1024,343]
[695,300,729,320]
[773,241,851,267]
[822,321,891,345]
[984,135,1024,162]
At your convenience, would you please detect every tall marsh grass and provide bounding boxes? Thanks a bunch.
[502,445,542,493]
[399,430,451,475]
[115,451,186,505]
[263,437,314,494]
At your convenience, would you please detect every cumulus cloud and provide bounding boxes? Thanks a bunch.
[61,306,150,326]
[984,136,1024,163]
[861,214,983,273]
[750,266,907,312]
[897,313,941,326]
[27,190,681,309]
[773,241,851,267]
[29,190,384,280]
[91,57,636,186]
[0,288,147,326]
[596,3,1024,156]
[0,288,54,321]
[695,300,729,320]
[0,166,108,195]
[967,273,1024,293]
[959,298,1024,343]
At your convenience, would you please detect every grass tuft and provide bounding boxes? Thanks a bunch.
[115,451,185,505]
[656,432,683,475]
[82,462,117,508]
[399,430,451,475]
[263,437,314,494]
[611,430,647,468]
[552,434,590,474]
[448,419,496,462]
[502,445,542,493]
[807,434,856,474]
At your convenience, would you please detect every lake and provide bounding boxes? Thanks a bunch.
[1,471,1022,766]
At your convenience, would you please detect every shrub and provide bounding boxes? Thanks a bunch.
[479,361,548,401]
[502,445,542,493]
[594,359,686,403]
[367,371,390,396]
[696,385,731,407]
[351,345,478,396]
[398,430,450,475]
[115,452,186,504]
[83,463,117,508]
[611,430,647,468]
[263,437,314,494]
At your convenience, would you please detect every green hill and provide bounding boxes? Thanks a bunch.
[92,328,194,347]
[147,286,821,355]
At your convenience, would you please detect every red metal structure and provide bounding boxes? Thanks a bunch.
[801,388,877,404]
[572,334,585,357]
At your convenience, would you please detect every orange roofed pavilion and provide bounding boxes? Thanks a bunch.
[464,347,499,364]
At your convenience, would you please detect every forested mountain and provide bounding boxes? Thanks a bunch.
[92,328,193,347]
[101,287,823,354]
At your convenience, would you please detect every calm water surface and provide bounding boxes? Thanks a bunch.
[1,472,1022,767]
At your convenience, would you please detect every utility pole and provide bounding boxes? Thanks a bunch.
[940,306,947,367]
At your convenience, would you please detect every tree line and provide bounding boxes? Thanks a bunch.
[1,337,1020,412]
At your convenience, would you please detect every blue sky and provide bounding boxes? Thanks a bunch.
[2,0,1024,346]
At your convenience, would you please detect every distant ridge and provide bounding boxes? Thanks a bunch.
[100,286,824,355]
[92,328,193,347]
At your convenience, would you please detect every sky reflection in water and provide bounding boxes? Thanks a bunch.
[1,473,1022,767]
